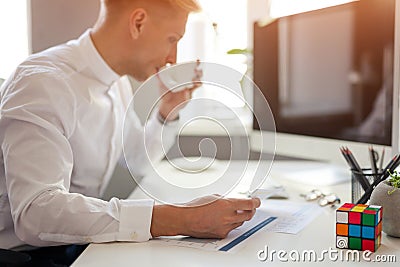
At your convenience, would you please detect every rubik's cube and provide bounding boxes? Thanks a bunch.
[336,203,382,252]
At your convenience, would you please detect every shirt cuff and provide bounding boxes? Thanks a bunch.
[117,199,154,242]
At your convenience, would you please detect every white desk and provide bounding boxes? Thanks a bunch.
[72,161,400,266]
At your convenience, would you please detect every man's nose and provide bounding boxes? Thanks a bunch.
[165,45,177,65]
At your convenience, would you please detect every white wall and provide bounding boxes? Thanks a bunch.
[246,0,271,51]
[29,0,99,53]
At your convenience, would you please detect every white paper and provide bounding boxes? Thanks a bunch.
[152,214,278,252]
[262,200,323,234]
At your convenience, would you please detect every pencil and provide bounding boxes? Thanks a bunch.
[344,147,370,191]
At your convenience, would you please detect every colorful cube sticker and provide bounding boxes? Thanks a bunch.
[336,203,382,252]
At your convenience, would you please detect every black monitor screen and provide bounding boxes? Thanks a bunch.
[253,0,395,146]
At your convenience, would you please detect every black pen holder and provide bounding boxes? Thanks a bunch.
[351,168,382,203]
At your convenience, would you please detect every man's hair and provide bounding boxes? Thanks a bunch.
[170,0,202,13]
[103,0,201,13]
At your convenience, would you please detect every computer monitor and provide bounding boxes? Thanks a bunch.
[251,0,400,166]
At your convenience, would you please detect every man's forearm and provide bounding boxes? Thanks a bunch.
[151,205,184,237]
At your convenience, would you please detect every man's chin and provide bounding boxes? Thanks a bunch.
[130,72,150,82]
[130,68,158,82]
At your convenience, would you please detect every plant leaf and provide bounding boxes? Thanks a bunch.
[227,48,252,55]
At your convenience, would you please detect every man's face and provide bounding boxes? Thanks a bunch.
[129,10,188,81]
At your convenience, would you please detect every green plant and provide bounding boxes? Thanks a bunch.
[226,48,252,56]
[387,170,400,195]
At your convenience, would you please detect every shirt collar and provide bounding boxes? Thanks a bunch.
[77,29,120,87]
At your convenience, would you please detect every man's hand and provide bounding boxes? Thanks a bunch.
[150,195,261,239]
[157,60,202,121]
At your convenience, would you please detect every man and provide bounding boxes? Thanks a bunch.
[0,0,260,264]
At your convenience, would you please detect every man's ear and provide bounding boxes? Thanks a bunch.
[129,8,147,39]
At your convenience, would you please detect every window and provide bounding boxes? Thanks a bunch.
[269,0,358,18]
[0,1,29,79]
[177,0,252,135]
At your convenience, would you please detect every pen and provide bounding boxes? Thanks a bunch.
[369,146,378,180]
[379,148,385,172]
[357,154,400,204]
[380,154,400,181]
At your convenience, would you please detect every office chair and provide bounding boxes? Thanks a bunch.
[0,249,31,266]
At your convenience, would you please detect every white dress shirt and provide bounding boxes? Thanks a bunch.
[0,30,177,249]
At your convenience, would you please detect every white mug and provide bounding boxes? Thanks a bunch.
[157,61,202,92]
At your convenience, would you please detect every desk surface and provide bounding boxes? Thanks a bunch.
[72,160,400,266]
